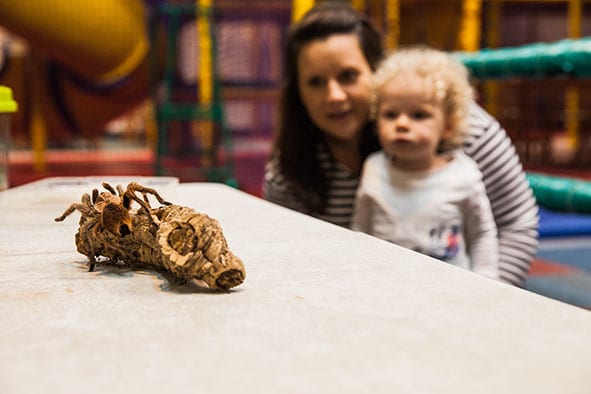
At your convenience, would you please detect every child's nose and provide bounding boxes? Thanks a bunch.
[395,114,411,129]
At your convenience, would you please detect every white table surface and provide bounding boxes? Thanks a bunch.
[1,177,590,394]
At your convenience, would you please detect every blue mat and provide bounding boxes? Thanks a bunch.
[526,207,591,309]
[538,207,591,238]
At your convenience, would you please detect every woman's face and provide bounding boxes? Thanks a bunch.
[297,33,373,145]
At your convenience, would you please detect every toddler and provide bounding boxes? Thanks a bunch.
[352,46,499,279]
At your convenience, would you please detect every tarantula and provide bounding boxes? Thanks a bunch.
[55,182,169,240]
[55,182,245,290]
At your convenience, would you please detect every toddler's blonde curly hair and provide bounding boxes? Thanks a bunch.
[372,46,474,152]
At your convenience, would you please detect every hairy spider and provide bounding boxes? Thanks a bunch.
[55,181,170,237]
[55,181,245,290]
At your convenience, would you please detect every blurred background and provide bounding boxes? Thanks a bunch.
[1,0,591,197]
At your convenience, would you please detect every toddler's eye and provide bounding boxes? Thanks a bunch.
[411,111,430,120]
[380,110,398,120]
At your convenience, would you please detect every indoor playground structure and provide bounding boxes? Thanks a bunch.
[0,0,151,167]
[0,0,591,307]
[0,0,234,185]
[453,37,591,308]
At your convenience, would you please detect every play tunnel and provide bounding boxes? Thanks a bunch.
[0,0,151,141]
[454,37,591,216]
[0,0,148,82]
[455,37,591,79]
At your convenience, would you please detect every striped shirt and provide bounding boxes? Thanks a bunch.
[263,102,539,286]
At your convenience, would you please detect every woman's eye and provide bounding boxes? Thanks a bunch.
[306,76,325,88]
[338,69,358,84]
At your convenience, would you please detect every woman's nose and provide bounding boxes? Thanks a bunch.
[326,80,347,101]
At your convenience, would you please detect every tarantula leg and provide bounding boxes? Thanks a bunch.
[122,191,132,210]
[87,255,96,272]
[116,184,126,200]
[127,182,171,206]
[54,194,92,221]
[128,193,153,213]
[92,189,99,204]
[54,204,81,222]
[102,182,117,195]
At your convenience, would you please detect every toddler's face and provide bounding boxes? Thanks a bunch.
[376,73,451,171]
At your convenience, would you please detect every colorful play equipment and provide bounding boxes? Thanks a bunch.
[453,37,591,217]
[526,173,591,215]
[0,0,151,170]
[0,0,148,81]
[453,1,591,226]
[292,0,314,22]
[476,0,584,150]
[454,37,591,79]
[457,0,482,52]
[453,34,591,243]
[195,0,215,169]
[528,172,591,240]
[0,0,235,185]
[148,1,236,185]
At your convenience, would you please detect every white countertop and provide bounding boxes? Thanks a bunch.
[1,177,590,393]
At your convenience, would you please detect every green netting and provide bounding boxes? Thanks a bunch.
[526,173,591,213]
[455,37,591,79]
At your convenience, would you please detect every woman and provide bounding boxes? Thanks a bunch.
[263,2,538,286]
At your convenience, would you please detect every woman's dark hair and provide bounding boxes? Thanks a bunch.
[272,1,384,211]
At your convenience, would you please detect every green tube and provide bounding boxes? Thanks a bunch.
[526,173,591,213]
[455,37,591,79]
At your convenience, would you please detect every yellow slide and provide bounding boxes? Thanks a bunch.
[0,0,152,140]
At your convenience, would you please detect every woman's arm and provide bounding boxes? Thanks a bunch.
[463,103,539,286]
